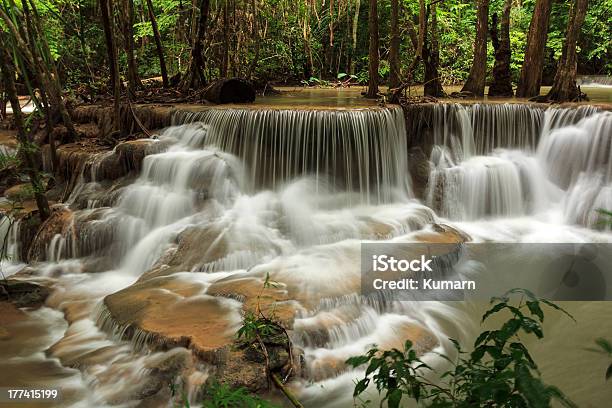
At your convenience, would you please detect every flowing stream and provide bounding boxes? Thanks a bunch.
[2,103,612,407]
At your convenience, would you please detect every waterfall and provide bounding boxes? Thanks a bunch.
[538,111,612,188]
[426,104,609,222]
[4,100,612,408]
[173,107,412,203]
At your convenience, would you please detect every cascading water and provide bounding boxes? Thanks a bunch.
[2,103,612,407]
[173,108,411,203]
[426,104,610,222]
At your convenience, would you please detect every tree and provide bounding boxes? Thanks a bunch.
[461,0,489,96]
[516,0,553,98]
[546,0,589,102]
[349,0,361,75]
[180,0,211,91]
[423,3,444,97]
[366,0,379,98]
[388,0,400,90]
[0,35,50,222]
[119,0,141,95]
[145,0,169,87]
[100,0,121,133]
[488,0,513,97]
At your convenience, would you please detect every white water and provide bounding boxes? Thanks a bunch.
[2,104,612,407]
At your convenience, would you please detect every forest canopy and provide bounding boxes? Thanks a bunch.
[7,0,612,90]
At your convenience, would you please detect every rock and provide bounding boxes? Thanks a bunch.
[202,78,256,104]
[28,206,73,262]
[450,91,476,99]
[414,223,471,243]
[139,223,230,281]
[115,139,155,173]
[103,275,239,359]
[408,147,432,199]
[4,183,35,201]
[0,280,49,308]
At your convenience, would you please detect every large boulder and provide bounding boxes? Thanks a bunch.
[202,78,256,104]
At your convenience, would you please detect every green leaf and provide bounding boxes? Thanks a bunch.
[526,301,544,322]
[387,388,402,408]
[353,378,369,397]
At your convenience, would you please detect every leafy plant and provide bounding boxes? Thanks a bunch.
[597,208,612,228]
[201,382,278,408]
[586,338,612,381]
[347,289,576,408]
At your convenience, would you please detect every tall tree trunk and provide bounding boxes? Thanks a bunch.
[100,0,121,133]
[221,1,229,77]
[546,0,589,101]
[349,0,360,75]
[423,4,444,97]
[145,0,168,87]
[180,0,210,91]
[23,0,77,139]
[388,0,400,90]
[247,0,260,79]
[120,0,141,96]
[0,38,50,222]
[488,0,513,97]
[461,0,489,96]
[366,0,379,98]
[516,0,553,98]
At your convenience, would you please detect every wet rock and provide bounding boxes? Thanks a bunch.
[0,279,49,308]
[414,223,471,243]
[4,183,35,201]
[408,147,432,199]
[102,275,239,358]
[71,105,174,139]
[207,276,297,327]
[115,139,155,173]
[218,350,268,392]
[28,206,73,262]
[140,223,229,281]
[201,78,256,104]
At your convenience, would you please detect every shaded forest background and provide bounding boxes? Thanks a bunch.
[20,0,611,91]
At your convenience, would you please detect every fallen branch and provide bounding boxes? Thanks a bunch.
[271,373,304,408]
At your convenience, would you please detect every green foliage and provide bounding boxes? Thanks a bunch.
[3,0,610,87]
[237,311,283,344]
[597,208,612,227]
[347,289,576,408]
[201,382,278,408]
[586,338,612,381]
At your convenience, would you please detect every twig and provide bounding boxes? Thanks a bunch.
[271,373,304,408]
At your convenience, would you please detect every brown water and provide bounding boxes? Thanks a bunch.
[261,85,612,105]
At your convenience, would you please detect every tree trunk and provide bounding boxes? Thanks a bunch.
[23,0,77,140]
[121,0,141,95]
[100,0,121,133]
[180,0,210,91]
[461,0,489,96]
[546,0,589,102]
[145,0,168,87]
[388,0,400,90]
[488,0,513,97]
[366,0,379,98]
[349,0,360,75]
[247,0,260,79]
[516,0,552,98]
[0,38,50,222]
[221,1,229,78]
[424,4,444,97]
